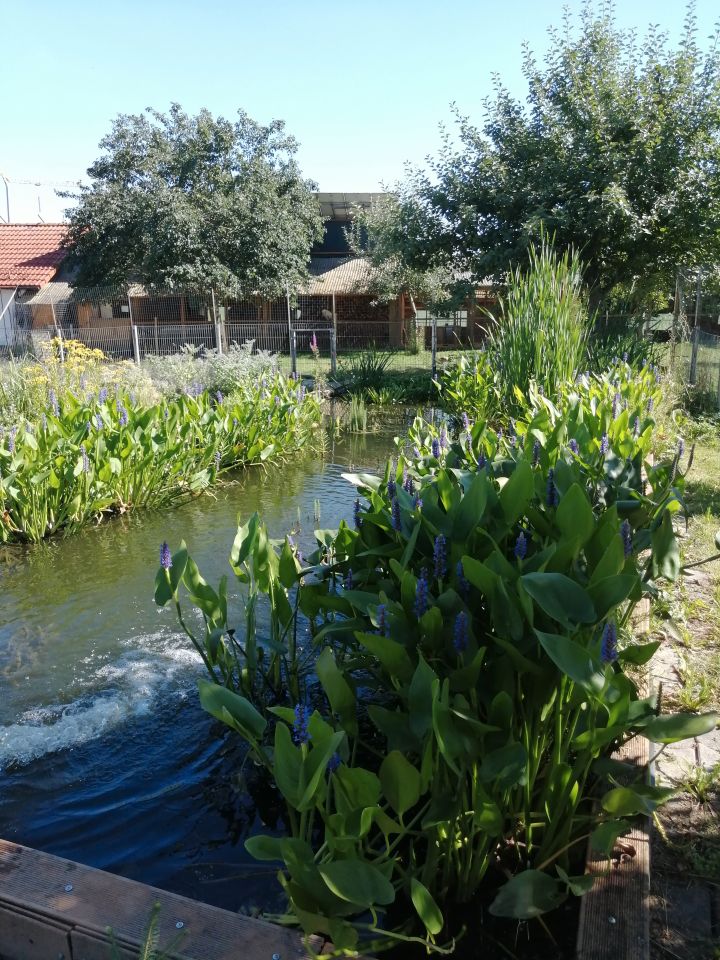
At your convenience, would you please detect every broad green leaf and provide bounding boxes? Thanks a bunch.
[522,573,596,627]
[499,459,534,524]
[356,632,414,683]
[316,647,357,735]
[601,784,676,816]
[556,483,595,549]
[479,741,528,788]
[587,574,638,621]
[198,679,266,740]
[651,511,680,581]
[556,866,594,896]
[379,750,421,817]
[641,711,718,744]
[319,859,395,907]
[411,879,444,936]
[245,834,285,861]
[489,870,566,919]
[535,630,605,694]
[589,820,633,857]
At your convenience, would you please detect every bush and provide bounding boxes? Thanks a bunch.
[157,373,715,953]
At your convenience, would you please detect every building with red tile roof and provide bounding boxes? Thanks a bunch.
[0,224,68,347]
[0,223,67,287]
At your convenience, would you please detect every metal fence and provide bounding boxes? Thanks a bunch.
[684,327,720,408]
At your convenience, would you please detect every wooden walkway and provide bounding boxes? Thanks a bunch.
[0,839,322,960]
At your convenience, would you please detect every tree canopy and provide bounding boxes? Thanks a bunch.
[357,2,720,309]
[61,104,324,295]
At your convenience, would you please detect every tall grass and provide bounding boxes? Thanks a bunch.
[488,236,589,415]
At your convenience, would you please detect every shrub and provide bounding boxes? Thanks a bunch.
[157,379,715,953]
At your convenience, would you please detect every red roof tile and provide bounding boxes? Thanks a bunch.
[0,224,68,287]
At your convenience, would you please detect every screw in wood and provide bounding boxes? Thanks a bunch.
[64,883,73,892]
[176,921,184,929]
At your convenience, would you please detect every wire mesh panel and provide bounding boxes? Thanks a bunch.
[69,324,134,359]
[225,322,289,355]
[687,328,720,408]
[135,322,216,358]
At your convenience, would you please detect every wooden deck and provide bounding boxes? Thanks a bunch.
[0,839,322,960]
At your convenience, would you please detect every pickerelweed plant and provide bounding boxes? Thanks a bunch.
[0,373,320,542]
[156,385,716,956]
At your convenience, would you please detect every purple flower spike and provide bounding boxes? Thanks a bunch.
[413,446,422,461]
[391,497,401,531]
[647,397,654,414]
[439,426,449,451]
[344,568,353,591]
[292,704,311,745]
[160,542,172,570]
[677,438,685,460]
[600,433,609,456]
[569,438,579,455]
[601,622,618,663]
[477,451,486,469]
[49,389,59,417]
[118,406,129,427]
[546,468,559,508]
[98,387,108,404]
[216,391,223,404]
[612,392,620,419]
[532,440,540,467]
[327,752,341,773]
[433,535,448,579]
[414,568,429,618]
[95,413,103,430]
[620,519,632,558]
[622,352,629,363]
[414,495,423,511]
[514,530,527,560]
[8,426,17,454]
[81,444,90,474]
[453,611,468,653]
[633,417,640,439]
[387,476,397,499]
[461,412,471,432]
[214,450,221,469]
[376,603,387,637]
[431,437,441,459]
[353,498,362,529]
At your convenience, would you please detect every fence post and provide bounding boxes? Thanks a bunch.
[431,315,437,379]
[131,324,141,364]
[716,360,720,412]
[51,303,65,364]
[290,329,297,376]
[330,328,337,376]
[689,326,700,385]
[215,320,224,355]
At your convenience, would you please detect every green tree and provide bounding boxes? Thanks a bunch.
[360,2,720,309]
[61,104,324,295]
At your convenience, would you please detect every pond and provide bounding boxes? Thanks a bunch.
[0,414,407,913]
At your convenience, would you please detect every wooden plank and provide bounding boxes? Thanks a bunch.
[575,736,650,960]
[0,840,322,960]
[576,596,652,960]
[0,900,71,960]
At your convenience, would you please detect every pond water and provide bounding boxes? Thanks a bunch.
[0,415,405,911]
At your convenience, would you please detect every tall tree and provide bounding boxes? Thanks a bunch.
[61,104,324,295]
[358,2,720,309]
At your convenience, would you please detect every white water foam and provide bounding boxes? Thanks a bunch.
[0,632,205,771]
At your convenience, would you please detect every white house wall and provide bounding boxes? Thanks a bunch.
[0,288,17,346]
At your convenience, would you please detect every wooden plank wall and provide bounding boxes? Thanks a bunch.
[0,839,322,960]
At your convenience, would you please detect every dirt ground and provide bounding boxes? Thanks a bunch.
[648,428,720,960]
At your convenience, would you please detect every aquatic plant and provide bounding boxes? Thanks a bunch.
[159,382,716,953]
[0,373,320,543]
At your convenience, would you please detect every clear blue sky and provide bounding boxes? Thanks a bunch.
[1,0,717,222]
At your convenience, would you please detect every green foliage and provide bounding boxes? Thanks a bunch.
[337,347,397,392]
[61,104,324,295]
[361,4,720,307]
[487,237,589,416]
[0,374,320,542]
[586,318,663,373]
[162,369,717,952]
